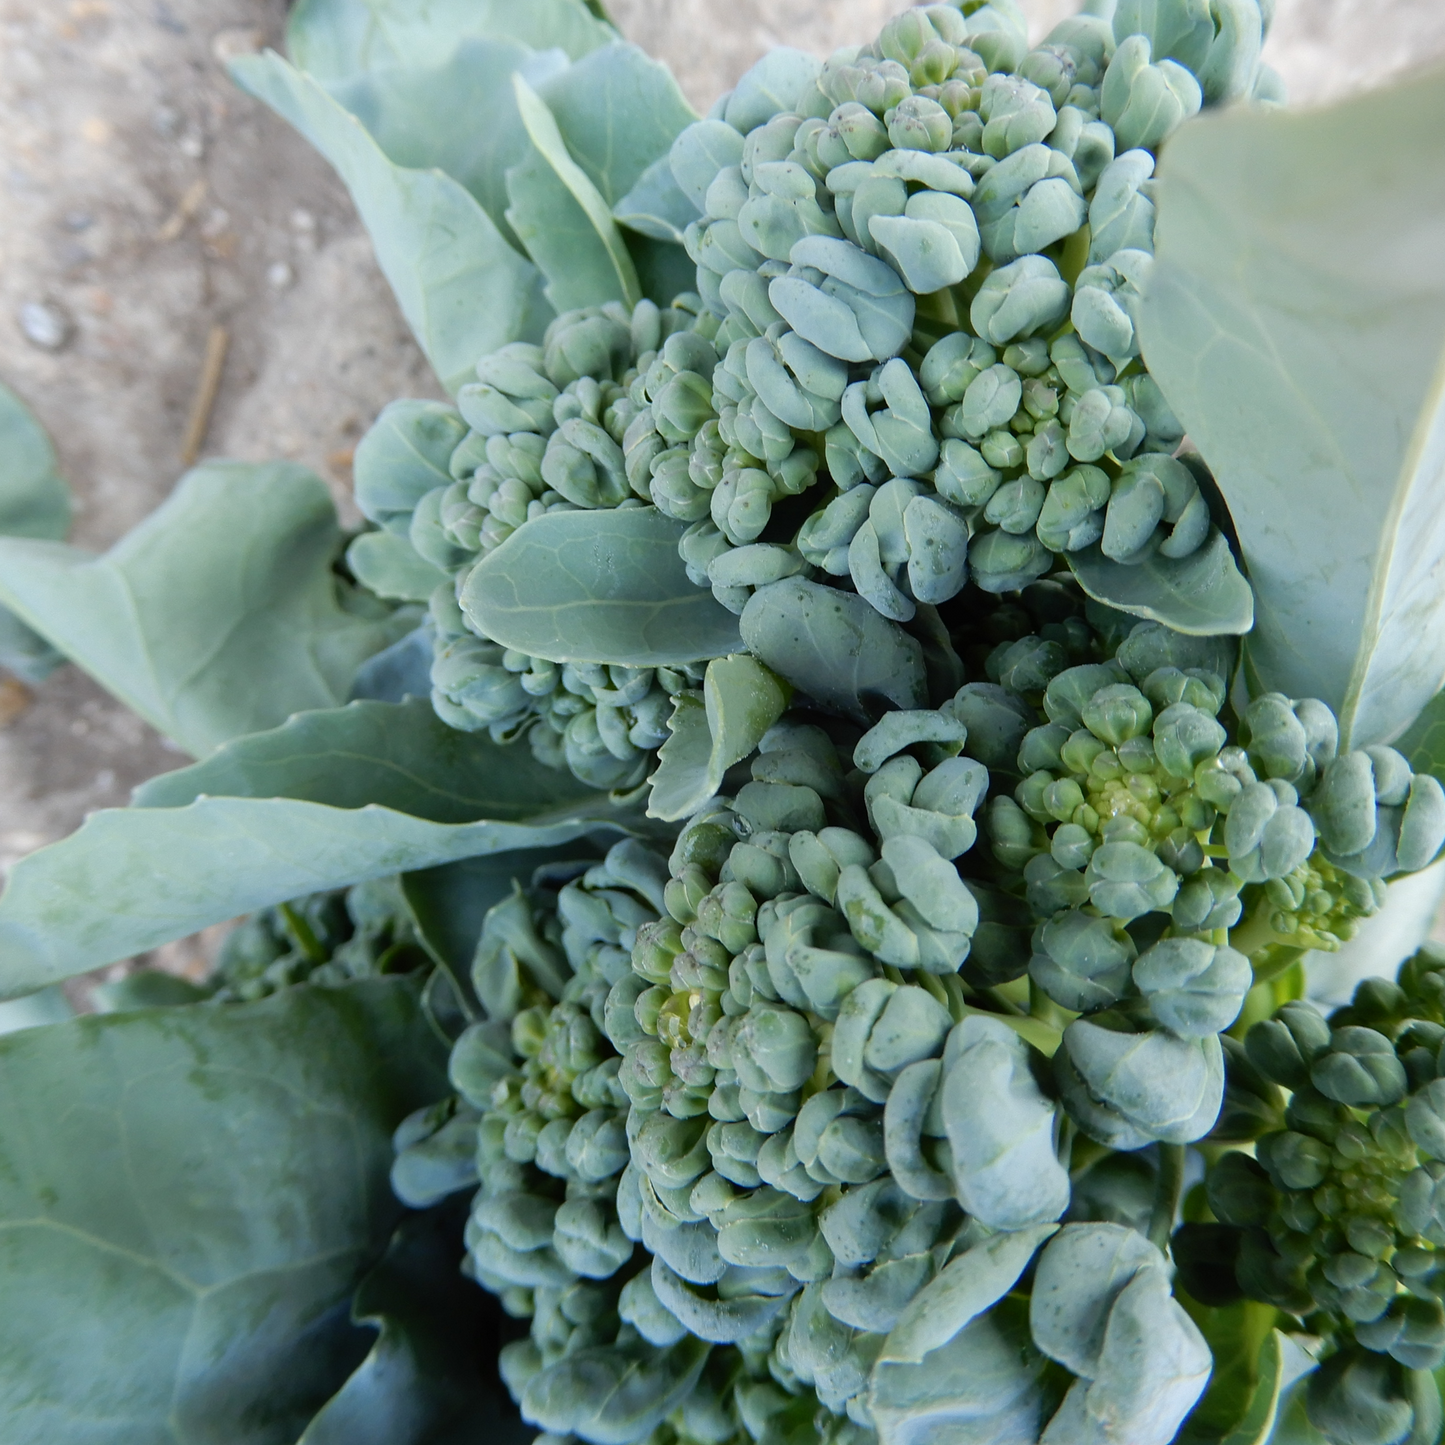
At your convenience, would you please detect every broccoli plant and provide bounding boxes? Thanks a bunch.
[1,2,1445,1444]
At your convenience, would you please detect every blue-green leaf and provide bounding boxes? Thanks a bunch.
[0,797,625,998]
[1400,688,1445,784]
[537,43,697,208]
[0,462,410,757]
[347,530,446,602]
[738,578,927,724]
[1068,528,1254,637]
[298,1202,532,1445]
[233,52,549,394]
[506,72,641,312]
[0,701,629,994]
[0,382,70,683]
[134,698,596,822]
[647,655,789,822]
[286,0,615,85]
[327,41,568,249]
[0,977,445,1444]
[615,154,700,244]
[461,507,742,666]
[0,382,70,542]
[1138,66,1445,747]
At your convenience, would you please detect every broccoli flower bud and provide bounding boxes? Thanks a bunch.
[1190,952,1445,1442]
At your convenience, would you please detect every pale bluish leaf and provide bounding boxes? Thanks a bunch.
[347,530,446,602]
[0,978,445,1444]
[1138,67,1445,746]
[133,698,598,822]
[1068,528,1254,637]
[0,796,624,997]
[615,154,700,244]
[0,381,70,541]
[537,43,697,208]
[0,462,410,757]
[462,507,743,666]
[287,0,614,85]
[327,40,569,249]
[646,695,714,823]
[647,655,789,822]
[0,382,70,683]
[507,72,641,312]
[233,52,549,394]
[0,700,628,994]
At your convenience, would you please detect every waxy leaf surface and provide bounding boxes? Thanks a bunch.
[0,701,627,995]
[0,978,445,1444]
[0,463,409,757]
[234,53,548,394]
[1139,67,1445,745]
[1068,528,1254,637]
[286,0,614,85]
[462,507,743,666]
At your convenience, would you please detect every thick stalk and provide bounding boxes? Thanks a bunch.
[1148,1143,1187,1253]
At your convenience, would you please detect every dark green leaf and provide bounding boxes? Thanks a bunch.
[1068,528,1254,637]
[461,507,742,666]
[0,606,63,686]
[233,52,549,394]
[287,0,614,85]
[0,703,633,994]
[1137,67,1445,746]
[0,462,411,757]
[0,978,445,1445]
[627,231,698,309]
[1268,1375,1330,1444]
[506,73,641,312]
[1175,1299,1283,1444]
[298,1201,532,1445]
[1400,689,1445,785]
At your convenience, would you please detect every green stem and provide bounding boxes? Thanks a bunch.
[278,902,327,966]
[1228,894,1285,961]
[1148,1143,1187,1253]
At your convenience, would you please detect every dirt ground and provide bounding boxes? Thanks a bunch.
[2,0,1445,895]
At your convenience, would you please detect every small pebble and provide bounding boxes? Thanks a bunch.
[19,300,72,351]
[211,26,264,65]
[266,261,294,290]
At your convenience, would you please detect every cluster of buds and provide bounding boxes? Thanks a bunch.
[1179,947,1445,1445]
